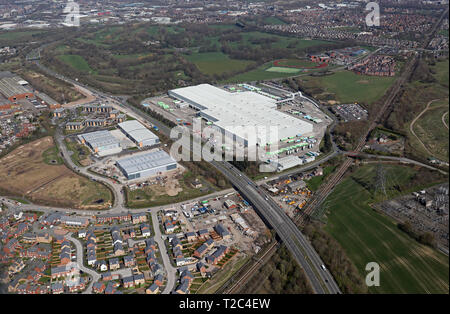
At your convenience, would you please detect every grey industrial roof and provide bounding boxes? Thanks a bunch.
[118,120,158,143]
[169,84,314,145]
[116,150,177,175]
[0,72,33,98]
[78,130,120,148]
[36,92,58,105]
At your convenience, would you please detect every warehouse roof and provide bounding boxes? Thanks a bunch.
[78,130,120,148]
[169,84,313,146]
[118,120,159,143]
[0,71,33,98]
[116,150,176,175]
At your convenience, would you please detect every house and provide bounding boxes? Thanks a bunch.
[172,237,182,250]
[22,233,37,243]
[134,273,145,286]
[51,265,75,279]
[97,260,108,272]
[193,243,208,258]
[122,276,134,288]
[92,282,106,294]
[78,230,87,238]
[206,245,229,265]
[102,272,112,281]
[113,242,125,256]
[131,213,147,225]
[145,238,156,250]
[109,258,120,271]
[151,263,163,277]
[105,282,117,294]
[68,277,88,292]
[3,238,20,255]
[197,262,207,277]
[204,238,214,248]
[146,283,159,294]
[146,251,156,265]
[180,269,194,284]
[27,270,42,282]
[111,227,122,245]
[36,233,52,244]
[164,221,176,233]
[176,257,187,267]
[59,247,71,266]
[141,224,151,237]
[51,282,64,294]
[214,224,231,240]
[185,231,197,242]
[175,280,189,294]
[87,250,97,266]
[8,259,25,274]
[123,255,135,268]
[154,274,164,286]
[197,229,210,240]
[173,247,183,259]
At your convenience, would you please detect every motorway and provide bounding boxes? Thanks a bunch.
[211,161,341,294]
[21,23,447,293]
[18,56,344,293]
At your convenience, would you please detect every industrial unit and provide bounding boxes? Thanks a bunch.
[77,130,122,156]
[168,84,314,147]
[118,120,160,148]
[0,71,34,102]
[116,150,177,180]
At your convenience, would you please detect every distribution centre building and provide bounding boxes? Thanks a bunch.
[116,150,177,180]
[77,130,122,156]
[118,120,160,148]
[168,84,314,147]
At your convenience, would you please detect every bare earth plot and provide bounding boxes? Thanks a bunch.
[0,137,112,209]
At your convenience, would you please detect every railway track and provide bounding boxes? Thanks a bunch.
[295,7,448,227]
[219,241,279,294]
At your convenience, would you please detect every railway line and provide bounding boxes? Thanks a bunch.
[296,7,448,226]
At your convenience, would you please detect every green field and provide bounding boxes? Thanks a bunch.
[184,52,255,76]
[274,59,318,68]
[323,164,449,294]
[431,59,449,87]
[0,30,47,42]
[413,100,449,161]
[58,55,95,74]
[266,66,301,73]
[42,146,63,165]
[224,62,301,82]
[302,70,395,105]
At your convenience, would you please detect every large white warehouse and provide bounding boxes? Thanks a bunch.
[168,84,313,146]
[116,150,177,180]
[77,130,122,156]
[118,120,160,148]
